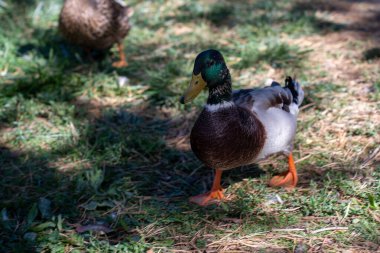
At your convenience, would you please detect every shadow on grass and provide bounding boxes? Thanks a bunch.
[17,27,115,70]
[160,0,380,46]
[0,96,283,251]
[363,47,380,60]
[0,145,86,251]
[291,0,380,40]
[1,57,375,252]
[163,0,347,33]
[0,106,185,251]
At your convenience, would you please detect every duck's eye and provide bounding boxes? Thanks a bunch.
[207,60,215,67]
[195,81,199,85]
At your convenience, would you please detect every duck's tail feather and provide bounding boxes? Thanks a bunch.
[285,76,304,106]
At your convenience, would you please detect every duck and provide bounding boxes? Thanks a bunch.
[59,0,132,68]
[180,49,304,206]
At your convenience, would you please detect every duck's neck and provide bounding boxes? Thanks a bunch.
[207,70,232,105]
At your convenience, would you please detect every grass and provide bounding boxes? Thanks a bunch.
[1,0,380,252]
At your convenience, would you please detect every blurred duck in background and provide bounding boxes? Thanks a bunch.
[59,0,132,67]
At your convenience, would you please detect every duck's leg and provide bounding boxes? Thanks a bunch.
[189,169,225,206]
[112,42,128,68]
[269,153,298,188]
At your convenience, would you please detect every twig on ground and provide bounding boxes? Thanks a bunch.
[272,228,306,232]
[310,227,348,234]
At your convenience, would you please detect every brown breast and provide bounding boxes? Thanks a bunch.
[190,106,266,170]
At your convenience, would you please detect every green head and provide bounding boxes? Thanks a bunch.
[180,49,231,104]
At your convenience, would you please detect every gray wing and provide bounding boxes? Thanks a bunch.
[233,77,303,113]
[233,85,293,112]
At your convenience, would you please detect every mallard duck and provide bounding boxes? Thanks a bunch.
[180,49,304,206]
[59,0,132,67]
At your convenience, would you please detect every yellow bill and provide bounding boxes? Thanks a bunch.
[180,73,207,104]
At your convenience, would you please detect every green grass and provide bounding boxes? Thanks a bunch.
[1,0,380,252]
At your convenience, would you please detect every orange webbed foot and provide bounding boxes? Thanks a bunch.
[112,60,128,68]
[190,169,224,206]
[269,171,296,189]
[268,153,298,189]
[189,188,225,206]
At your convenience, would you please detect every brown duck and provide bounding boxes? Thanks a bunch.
[59,0,132,67]
[180,49,304,206]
